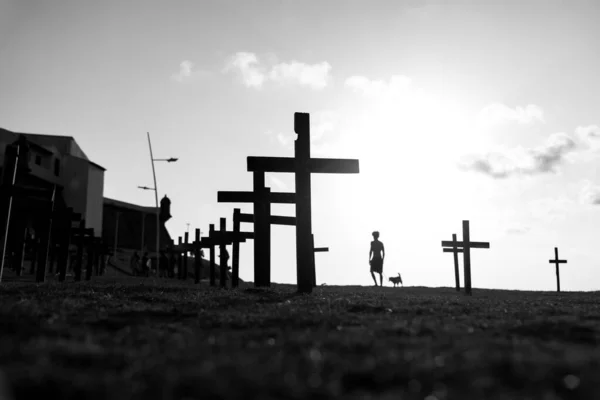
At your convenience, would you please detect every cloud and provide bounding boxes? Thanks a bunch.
[459,132,577,179]
[269,61,331,90]
[344,75,412,98]
[171,60,210,82]
[478,103,545,125]
[575,125,600,151]
[224,52,331,90]
[224,52,266,88]
[171,60,194,82]
[579,180,600,205]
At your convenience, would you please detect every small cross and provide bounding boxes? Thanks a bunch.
[548,247,567,292]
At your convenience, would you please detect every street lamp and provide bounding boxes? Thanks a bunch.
[138,132,178,263]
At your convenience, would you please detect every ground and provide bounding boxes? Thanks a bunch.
[0,275,599,400]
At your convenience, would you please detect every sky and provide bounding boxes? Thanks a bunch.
[1,0,600,291]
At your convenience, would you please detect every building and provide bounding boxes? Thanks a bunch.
[102,195,172,255]
[0,127,105,239]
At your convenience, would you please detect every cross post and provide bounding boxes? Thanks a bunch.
[442,233,462,291]
[548,247,567,292]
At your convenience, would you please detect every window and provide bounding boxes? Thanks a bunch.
[54,159,60,176]
[35,155,41,165]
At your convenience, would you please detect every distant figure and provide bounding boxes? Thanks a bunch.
[168,251,176,278]
[220,248,230,279]
[158,251,169,278]
[369,231,385,287]
[130,251,140,274]
[140,252,149,277]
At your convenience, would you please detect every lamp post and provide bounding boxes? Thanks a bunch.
[138,132,178,263]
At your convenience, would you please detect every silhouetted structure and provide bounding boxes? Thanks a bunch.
[0,129,107,282]
[170,223,248,286]
[218,187,295,287]
[549,247,567,292]
[443,233,462,291]
[442,220,490,296]
[246,112,359,293]
[102,197,172,256]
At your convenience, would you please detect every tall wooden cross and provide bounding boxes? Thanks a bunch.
[549,247,567,292]
[218,185,295,287]
[441,220,490,296]
[442,233,462,292]
[247,112,359,293]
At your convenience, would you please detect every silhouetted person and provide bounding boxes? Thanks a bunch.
[220,248,230,279]
[158,251,169,278]
[369,231,385,287]
[140,252,149,277]
[130,251,140,274]
[168,251,176,278]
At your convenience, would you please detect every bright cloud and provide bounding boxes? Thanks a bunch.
[224,52,266,88]
[579,180,600,205]
[575,125,600,151]
[478,103,545,125]
[269,61,331,90]
[171,60,194,82]
[171,60,210,82]
[344,75,412,99]
[224,52,331,90]
[459,132,577,178]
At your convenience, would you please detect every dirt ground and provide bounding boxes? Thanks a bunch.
[0,275,599,400]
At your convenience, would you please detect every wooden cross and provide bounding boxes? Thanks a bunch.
[207,217,253,288]
[549,247,567,292]
[311,233,329,286]
[218,186,295,287]
[442,233,462,291]
[246,112,359,293]
[441,220,490,296]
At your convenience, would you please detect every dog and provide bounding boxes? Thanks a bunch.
[388,273,403,287]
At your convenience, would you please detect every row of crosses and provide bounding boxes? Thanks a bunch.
[176,112,359,294]
[442,220,567,295]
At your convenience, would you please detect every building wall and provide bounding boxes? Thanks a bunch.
[86,164,105,237]
[102,200,173,255]
[61,155,89,220]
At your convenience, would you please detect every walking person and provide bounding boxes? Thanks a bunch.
[369,231,385,287]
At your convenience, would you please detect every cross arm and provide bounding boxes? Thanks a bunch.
[238,212,296,226]
[247,156,360,174]
[443,248,464,253]
[218,191,296,204]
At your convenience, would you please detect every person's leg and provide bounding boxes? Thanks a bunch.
[370,271,378,286]
[379,272,383,287]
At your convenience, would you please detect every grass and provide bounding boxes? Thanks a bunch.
[1,275,599,399]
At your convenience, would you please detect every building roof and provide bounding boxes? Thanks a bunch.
[104,197,158,213]
[0,127,105,170]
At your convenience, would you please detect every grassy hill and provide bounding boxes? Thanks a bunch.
[0,278,598,399]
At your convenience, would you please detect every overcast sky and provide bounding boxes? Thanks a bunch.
[2,0,600,291]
